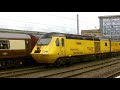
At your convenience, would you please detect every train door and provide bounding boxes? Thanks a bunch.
[25,39,31,55]
[59,37,65,56]
[94,41,100,53]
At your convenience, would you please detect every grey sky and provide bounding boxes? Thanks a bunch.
[0,12,120,34]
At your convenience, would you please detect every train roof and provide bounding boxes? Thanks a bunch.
[31,34,44,38]
[41,32,100,41]
[0,32,31,39]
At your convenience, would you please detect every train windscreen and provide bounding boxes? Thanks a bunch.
[37,38,52,45]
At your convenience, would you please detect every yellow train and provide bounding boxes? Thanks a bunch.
[31,32,120,65]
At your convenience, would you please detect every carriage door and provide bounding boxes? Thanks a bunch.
[25,39,31,55]
[59,37,65,56]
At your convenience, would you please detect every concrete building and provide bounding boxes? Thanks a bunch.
[99,15,120,40]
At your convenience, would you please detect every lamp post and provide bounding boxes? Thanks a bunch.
[110,25,113,53]
[77,14,79,35]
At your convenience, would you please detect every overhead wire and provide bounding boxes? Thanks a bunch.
[43,13,99,26]
[4,13,99,27]
[0,21,46,30]
[0,17,76,30]
[0,13,101,32]
[0,21,76,33]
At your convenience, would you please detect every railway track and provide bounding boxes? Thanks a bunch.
[43,58,120,78]
[106,71,120,78]
[0,65,48,78]
[3,57,120,78]
[64,60,120,78]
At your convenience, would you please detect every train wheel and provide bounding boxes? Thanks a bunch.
[0,61,7,69]
[55,58,61,67]
[14,59,23,67]
[6,60,15,68]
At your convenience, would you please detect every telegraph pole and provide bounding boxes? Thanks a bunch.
[77,14,79,35]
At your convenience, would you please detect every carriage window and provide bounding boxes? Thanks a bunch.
[105,42,107,46]
[61,38,64,46]
[56,38,59,46]
[0,40,9,49]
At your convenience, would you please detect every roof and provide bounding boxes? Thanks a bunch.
[81,29,100,33]
[41,32,100,41]
[98,15,120,18]
[0,32,31,39]
[0,28,46,35]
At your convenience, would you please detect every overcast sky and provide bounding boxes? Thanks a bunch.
[0,12,120,34]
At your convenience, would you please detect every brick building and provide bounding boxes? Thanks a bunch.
[81,29,101,37]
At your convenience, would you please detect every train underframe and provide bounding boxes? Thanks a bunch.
[0,56,37,69]
[49,51,120,67]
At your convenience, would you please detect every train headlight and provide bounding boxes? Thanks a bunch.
[34,47,41,53]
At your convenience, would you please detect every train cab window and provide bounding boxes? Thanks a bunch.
[37,38,52,45]
[0,40,9,49]
[56,38,59,46]
[105,42,107,46]
[61,38,64,46]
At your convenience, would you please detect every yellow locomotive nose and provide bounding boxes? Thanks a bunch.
[31,54,46,63]
[31,53,56,63]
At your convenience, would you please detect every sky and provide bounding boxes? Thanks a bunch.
[0,12,120,34]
